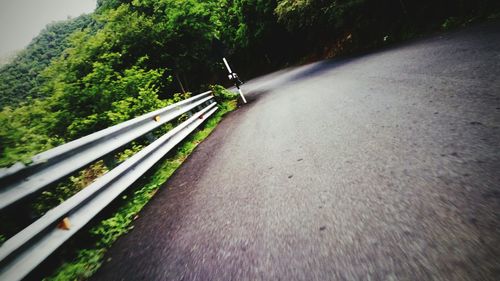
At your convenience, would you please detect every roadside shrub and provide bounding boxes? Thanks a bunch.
[210,84,238,101]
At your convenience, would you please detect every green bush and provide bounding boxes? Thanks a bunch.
[210,84,238,101]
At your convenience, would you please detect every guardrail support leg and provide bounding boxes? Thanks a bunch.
[238,87,247,104]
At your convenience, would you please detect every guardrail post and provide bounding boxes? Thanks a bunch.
[222,57,247,103]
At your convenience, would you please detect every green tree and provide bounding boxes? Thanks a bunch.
[0,14,95,108]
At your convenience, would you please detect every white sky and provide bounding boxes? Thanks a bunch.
[0,0,97,56]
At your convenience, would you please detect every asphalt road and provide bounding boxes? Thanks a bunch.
[92,23,500,281]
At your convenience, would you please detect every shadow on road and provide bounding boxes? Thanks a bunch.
[283,58,356,84]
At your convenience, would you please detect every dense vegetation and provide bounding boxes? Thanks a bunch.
[0,14,95,108]
[273,0,500,51]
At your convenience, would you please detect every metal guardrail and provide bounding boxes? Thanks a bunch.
[0,91,218,281]
[0,91,213,210]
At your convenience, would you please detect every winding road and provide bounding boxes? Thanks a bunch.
[93,23,500,280]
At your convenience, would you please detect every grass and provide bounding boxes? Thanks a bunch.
[43,95,237,281]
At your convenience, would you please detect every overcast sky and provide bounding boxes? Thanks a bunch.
[0,0,97,57]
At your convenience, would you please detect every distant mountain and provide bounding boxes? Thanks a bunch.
[0,14,95,108]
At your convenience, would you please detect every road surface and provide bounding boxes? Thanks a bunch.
[93,23,500,280]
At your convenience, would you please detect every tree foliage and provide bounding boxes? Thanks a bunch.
[274,0,500,48]
[0,0,223,165]
[0,14,95,108]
